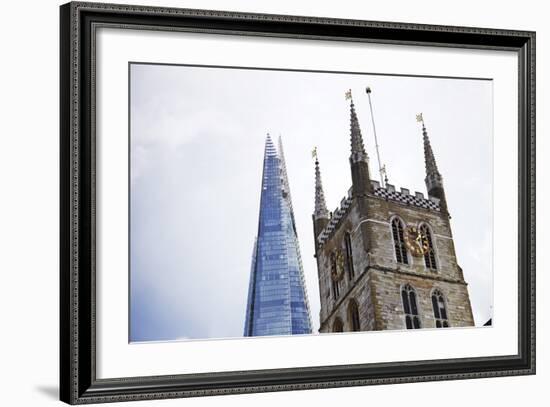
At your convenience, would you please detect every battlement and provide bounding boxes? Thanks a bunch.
[370,180,440,211]
[316,189,353,246]
[316,182,440,248]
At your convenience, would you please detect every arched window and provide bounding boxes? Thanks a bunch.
[391,218,408,264]
[348,299,361,331]
[432,289,449,328]
[332,278,340,300]
[420,224,437,270]
[330,252,340,300]
[401,284,421,329]
[332,318,344,332]
[344,232,355,279]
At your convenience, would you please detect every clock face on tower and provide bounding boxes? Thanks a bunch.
[404,225,430,257]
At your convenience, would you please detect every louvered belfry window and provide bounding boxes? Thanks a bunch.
[402,284,421,329]
[421,224,437,270]
[392,218,408,264]
[432,289,450,328]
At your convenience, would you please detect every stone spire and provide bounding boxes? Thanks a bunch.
[349,99,369,164]
[345,90,372,196]
[419,115,447,212]
[423,125,441,180]
[312,148,330,244]
[313,152,329,220]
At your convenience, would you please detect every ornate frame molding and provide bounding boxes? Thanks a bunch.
[60,2,535,404]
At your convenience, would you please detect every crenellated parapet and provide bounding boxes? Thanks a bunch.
[370,180,440,211]
[316,180,441,249]
[316,188,353,246]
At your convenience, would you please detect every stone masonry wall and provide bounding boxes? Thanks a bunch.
[319,270,376,333]
[317,203,373,330]
[363,195,462,282]
[369,269,474,330]
[317,190,475,332]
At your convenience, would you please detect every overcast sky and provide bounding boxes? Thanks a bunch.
[129,63,493,342]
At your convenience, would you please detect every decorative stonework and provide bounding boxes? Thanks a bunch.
[349,101,369,164]
[313,157,330,220]
[316,195,353,245]
[372,184,440,211]
[314,95,473,335]
[316,181,440,248]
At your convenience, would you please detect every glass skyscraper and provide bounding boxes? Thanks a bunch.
[244,135,312,336]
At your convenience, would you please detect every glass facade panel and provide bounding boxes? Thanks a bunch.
[244,137,312,336]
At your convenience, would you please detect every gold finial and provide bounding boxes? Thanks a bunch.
[416,113,424,124]
[345,89,353,101]
[312,146,318,161]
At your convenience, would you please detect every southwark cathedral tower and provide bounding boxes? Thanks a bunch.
[313,93,474,333]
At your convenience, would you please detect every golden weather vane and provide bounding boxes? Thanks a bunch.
[311,146,318,160]
[416,113,424,125]
[345,89,353,100]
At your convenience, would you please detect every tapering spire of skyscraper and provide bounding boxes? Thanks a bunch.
[244,135,312,337]
[265,132,276,155]
[278,135,294,205]
[345,89,372,196]
[417,113,447,212]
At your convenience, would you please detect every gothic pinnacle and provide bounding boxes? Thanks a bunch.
[346,90,368,164]
[423,128,440,178]
[313,148,329,220]
[417,113,446,210]
[417,114,442,184]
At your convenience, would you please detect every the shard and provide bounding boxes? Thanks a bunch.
[244,135,312,336]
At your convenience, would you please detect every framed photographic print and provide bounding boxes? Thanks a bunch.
[60,1,536,404]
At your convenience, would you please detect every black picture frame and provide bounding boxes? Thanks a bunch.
[60,1,536,404]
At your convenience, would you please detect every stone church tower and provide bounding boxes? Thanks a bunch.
[313,93,474,333]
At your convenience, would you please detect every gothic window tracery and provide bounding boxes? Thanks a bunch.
[391,217,408,264]
[344,232,355,279]
[432,289,449,328]
[330,251,341,299]
[401,284,421,329]
[348,299,361,331]
[332,318,344,332]
[420,223,437,270]
[332,279,340,299]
